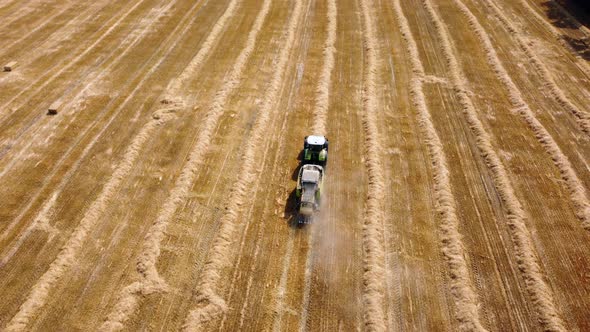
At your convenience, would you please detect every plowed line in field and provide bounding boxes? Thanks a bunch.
[219,144,274,331]
[310,0,336,135]
[0,191,60,266]
[0,0,172,159]
[181,1,303,330]
[0,2,216,305]
[297,231,314,332]
[234,124,287,331]
[217,6,312,324]
[358,0,389,330]
[519,0,590,37]
[161,0,239,103]
[0,0,148,127]
[0,0,47,34]
[270,228,296,332]
[0,0,111,66]
[480,0,590,135]
[0,0,208,178]
[0,0,25,14]
[395,1,486,331]
[0,0,17,7]
[424,0,568,330]
[228,30,307,328]
[451,0,590,231]
[512,0,590,77]
[0,0,29,14]
[98,0,269,330]
[0,1,174,169]
[0,0,182,249]
[3,110,177,332]
[199,2,280,328]
[291,0,336,330]
[0,1,81,59]
[220,2,312,329]
[268,198,302,330]
[0,0,125,91]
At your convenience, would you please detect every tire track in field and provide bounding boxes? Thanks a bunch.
[450,0,590,231]
[0,0,183,249]
[297,234,314,332]
[0,0,80,60]
[0,0,130,90]
[228,33,306,331]
[0,0,207,189]
[0,0,17,7]
[535,0,590,38]
[215,5,313,328]
[373,3,404,328]
[512,0,590,78]
[291,0,336,330]
[395,1,486,331]
[3,109,178,332]
[0,0,168,158]
[161,0,240,103]
[233,87,294,331]
[483,0,590,135]
[270,228,296,332]
[0,0,211,283]
[0,0,175,182]
[181,1,303,330]
[358,0,388,330]
[1,1,232,247]
[479,0,590,135]
[158,9,277,329]
[310,0,336,135]
[0,0,25,13]
[0,0,153,169]
[98,0,264,329]
[219,0,323,329]
[0,0,109,65]
[0,0,28,15]
[423,0,568,330]
[0,0,149,128]
[0,0,50,35]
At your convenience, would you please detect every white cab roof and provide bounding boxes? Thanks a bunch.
[306,135,326,145]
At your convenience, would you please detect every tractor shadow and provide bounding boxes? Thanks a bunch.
[291,163,301,181]
[296,149,304,161]
[291,149,303,181]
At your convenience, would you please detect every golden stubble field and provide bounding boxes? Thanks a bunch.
[0,0,589,330]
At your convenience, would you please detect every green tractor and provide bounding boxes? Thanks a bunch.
[303,135,328,166]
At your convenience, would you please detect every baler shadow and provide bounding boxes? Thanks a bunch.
[283,188,304,228]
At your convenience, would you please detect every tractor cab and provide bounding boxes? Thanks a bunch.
[303,135,328,166]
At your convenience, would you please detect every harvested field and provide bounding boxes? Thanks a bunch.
[1,0,590,331]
